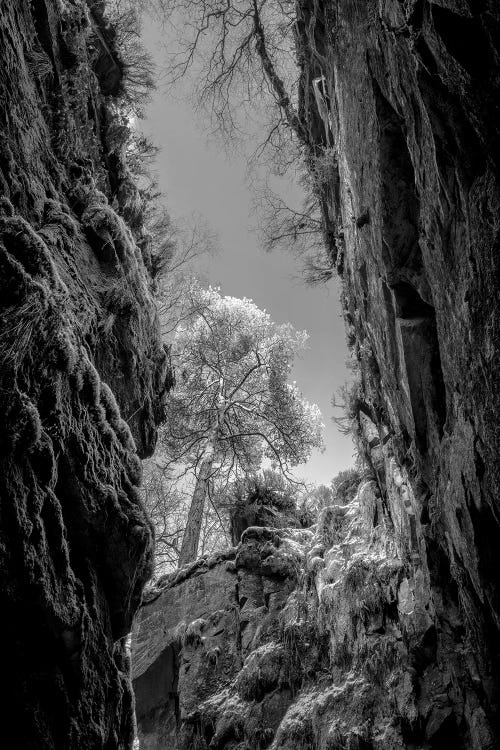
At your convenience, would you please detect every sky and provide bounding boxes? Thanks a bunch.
[139,18,355,486]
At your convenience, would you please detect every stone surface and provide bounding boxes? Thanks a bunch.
[132,530,315,749]
[298,0,500,744]
[0,1,169,747]
[133,476,487,748]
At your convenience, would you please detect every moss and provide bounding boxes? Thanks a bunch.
[236,643,285,701]
[0,295,47,374]
[357,637,401,685]
[0,216,59,287]
[102,284,136,317]
[125,452,142,486]
[115,171,143,229]
[100,381,120,416]
[100,382,135,451]
[70,366,85,393]
[115,419,136,451]
[81,200,135,266]
[2,390,42,452]
[341,558,388,628]
[51,327,79,374]
[243,715,275,749]
[272,697,316,750]
[0,0,164,745]
[42,199,79,235]
[209,712,245,750]
[331,639,353,670]
[343,558,370,593]
[0,197,14,217]
[81,358,101,406]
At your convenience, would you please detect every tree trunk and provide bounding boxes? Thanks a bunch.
[252,0,309,147]
[178,447,215,567]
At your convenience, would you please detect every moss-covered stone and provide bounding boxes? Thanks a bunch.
[0,1,170,747]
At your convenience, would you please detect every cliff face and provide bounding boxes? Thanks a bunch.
[297,0,500,743]
[133,469,486,749]
[0,1,169,747]
[133,1,500,748]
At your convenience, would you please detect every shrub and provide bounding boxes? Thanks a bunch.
[126,130,159,178]
[302,248,336,285]
[306,147,338,194]
[331,378,364,437]
[105,0,156,116]
[330,467,361,505]
[144,205,177,280]
[225,470,305,545]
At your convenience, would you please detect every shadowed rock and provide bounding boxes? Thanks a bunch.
[0,1,169,747]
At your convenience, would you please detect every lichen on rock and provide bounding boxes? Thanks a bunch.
[0,0,170,746]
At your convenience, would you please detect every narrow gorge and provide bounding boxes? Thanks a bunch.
[1,1,500,749]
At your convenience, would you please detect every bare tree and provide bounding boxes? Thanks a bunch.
[126,131,160,179]
[152,0,310,150]
[151,215,217,338]
[141,463,187,571]
[253,174,336,285]
[150,0,343,284]
[108,0,342,283]
[258,184,322,252]
[104,0,157,116]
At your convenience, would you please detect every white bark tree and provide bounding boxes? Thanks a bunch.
[161,284,324,566]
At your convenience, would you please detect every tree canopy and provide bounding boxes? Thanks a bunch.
[160,283,324,565]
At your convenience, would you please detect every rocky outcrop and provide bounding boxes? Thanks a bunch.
[0,1,169,747]
[133,529,311,749]
[296,0,500,744]
[133,467,484,749]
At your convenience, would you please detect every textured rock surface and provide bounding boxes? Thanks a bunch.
[133,529,314,749]
[133,472,481,749]
[297,0,500,744]
[0,1,169,747]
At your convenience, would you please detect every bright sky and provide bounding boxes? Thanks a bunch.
[140,18,355,486]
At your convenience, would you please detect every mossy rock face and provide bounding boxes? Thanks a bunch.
[0,1,168,747]
[133,479,476,750]
[229,475,303,546]
[236,643,286,702]
[0,389,42,453]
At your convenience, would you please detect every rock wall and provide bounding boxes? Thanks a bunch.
[133,531,312,749]
[299,0,500,747]
[296,0,500,744]
[0,1,169,747]
[134,469,491,749]
[133,1,500,748]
